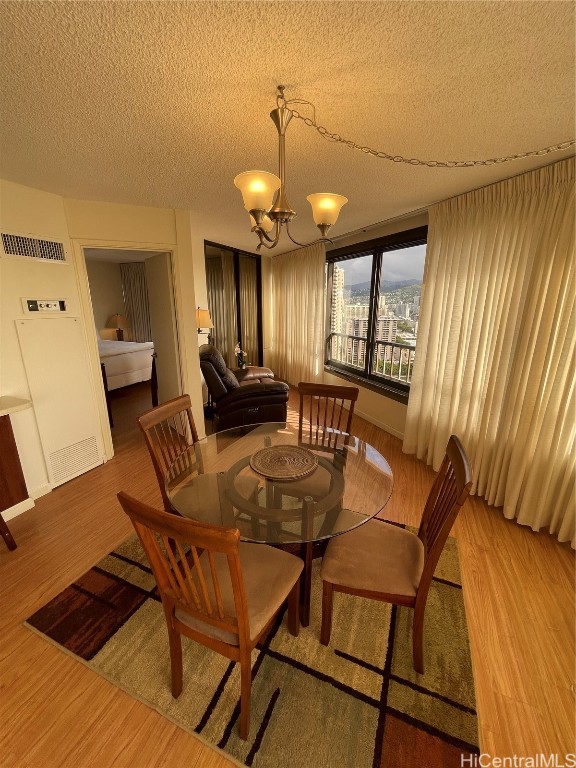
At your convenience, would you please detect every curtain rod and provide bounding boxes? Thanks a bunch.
[330,153,574,244]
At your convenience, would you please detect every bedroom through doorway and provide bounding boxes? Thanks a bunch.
[83,247,181,449]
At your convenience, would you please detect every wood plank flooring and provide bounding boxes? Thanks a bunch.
[0,385,574,766]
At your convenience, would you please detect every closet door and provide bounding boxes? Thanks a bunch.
[16,317,104,487]
[205,244,262,368]
[238,254,259,366]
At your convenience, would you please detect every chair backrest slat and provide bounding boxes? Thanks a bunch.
[298,382,359,448]
[118,492,247,643]
[416,436,472,602]
[138,395,200,511]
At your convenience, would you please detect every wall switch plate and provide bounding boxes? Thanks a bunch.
[22,298,67,313]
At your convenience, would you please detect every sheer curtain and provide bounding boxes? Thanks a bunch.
[119,262,152,342]
[404,157,575,546]
[238,256,258,365]
[205,252,237,367]
[271,242,326,385]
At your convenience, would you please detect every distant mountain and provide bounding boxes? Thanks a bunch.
[349,279,421,293]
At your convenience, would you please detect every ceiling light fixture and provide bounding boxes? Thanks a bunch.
[234,85,348,251]
[234,85,575,251]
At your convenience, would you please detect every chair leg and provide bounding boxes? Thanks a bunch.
[165,613,183,697]
[300,541,314,627]
[412,604,425,674]
[320,580,334,646]
[287,578,300,637]
[239,650,252,740]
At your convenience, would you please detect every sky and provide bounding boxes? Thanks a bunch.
[336,243,426,286]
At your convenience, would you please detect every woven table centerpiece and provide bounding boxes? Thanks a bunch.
[249,444,318,481]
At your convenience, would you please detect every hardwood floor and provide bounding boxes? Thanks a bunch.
[0,388,574,766]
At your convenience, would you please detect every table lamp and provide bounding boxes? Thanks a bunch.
[107,314,128,341]
[196,307,213,343]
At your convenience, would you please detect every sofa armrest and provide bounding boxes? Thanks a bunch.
[234,366,275,385]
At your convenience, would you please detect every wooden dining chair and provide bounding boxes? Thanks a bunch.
[298,382,359,448]
[137,395,200,513]
[320,435,472,673]
[276,382,359,626]
[117,492,303,740]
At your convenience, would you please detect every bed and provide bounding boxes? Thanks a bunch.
[98,339,157,426]
[98,339,155,390]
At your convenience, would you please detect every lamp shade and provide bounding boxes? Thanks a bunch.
[107,314,127,330]
[195,308,213,329]
[234,171,281,212]
[306,193,348,227]
[250,213,274,233]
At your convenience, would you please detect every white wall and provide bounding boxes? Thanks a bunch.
[85,260,126,339]
[0,180,213,522]
[0,180,98,504]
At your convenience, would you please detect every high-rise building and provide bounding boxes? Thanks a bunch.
[331,265,345,334]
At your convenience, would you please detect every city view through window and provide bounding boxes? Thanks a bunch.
[327,243,426,387]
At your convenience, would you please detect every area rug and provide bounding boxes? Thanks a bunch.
[25,530,479,768]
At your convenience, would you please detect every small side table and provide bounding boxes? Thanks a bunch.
[0,396,32,551]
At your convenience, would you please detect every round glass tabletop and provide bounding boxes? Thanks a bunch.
[166,421,393,545]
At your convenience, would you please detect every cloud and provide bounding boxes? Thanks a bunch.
[334,243,426,286]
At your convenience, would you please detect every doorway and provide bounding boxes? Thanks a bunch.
[83,247,182,448]
[204,241,263,368]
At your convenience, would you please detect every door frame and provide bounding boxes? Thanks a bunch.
[72,238,182,460]
[204,240,264,366]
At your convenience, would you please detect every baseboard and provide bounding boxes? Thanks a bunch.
[355,408,404,440]
[30,483,53,500]
[3,497,35,521]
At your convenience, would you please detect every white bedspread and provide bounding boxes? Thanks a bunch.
[98,339,155,390]
[97,339,154,358]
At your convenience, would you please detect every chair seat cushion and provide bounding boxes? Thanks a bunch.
[321,513,424,598]
[176,542,303,645]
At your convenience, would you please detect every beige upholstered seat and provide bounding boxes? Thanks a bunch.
[176,542,303,645]
[321,514,425,597]
[118,492,303,741]
[320,435,472,674]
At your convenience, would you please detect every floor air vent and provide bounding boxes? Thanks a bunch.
[2,233,66,262]
[49,436,101,486]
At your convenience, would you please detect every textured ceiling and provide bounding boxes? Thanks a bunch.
[1,1,574,253]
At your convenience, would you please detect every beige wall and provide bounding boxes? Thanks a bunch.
[0,180,94,502]
[85,260,126,339]
[1,180,212,522]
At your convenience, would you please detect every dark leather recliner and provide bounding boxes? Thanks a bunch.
[199,344,289,431]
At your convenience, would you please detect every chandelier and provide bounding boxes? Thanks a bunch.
[234,85,575,251]
[234,86,348,251]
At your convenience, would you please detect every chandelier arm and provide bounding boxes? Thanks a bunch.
[254,221,282,250]
[289,109,576,167]
[285,220,333,248]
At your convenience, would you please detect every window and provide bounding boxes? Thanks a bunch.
[325,226,427,398]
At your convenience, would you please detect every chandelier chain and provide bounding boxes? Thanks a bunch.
[289,108,576,168]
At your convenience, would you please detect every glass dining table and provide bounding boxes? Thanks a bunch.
[166,421,393,625]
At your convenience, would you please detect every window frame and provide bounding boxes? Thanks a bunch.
[324,225,428,400]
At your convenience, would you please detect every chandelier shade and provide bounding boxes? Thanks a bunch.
[307,193,348,228]
[250,212,274,233]
[234,171,281,213]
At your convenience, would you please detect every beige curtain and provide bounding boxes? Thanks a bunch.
[119,262,152,342]
[206,252,237,368]
[238,255,258,365]
[271,242,326,385]
[403,157,575,547]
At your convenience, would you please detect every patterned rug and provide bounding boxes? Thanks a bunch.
[25,531,479,768]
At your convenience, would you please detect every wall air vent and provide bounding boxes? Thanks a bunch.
[1,232,66,262]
